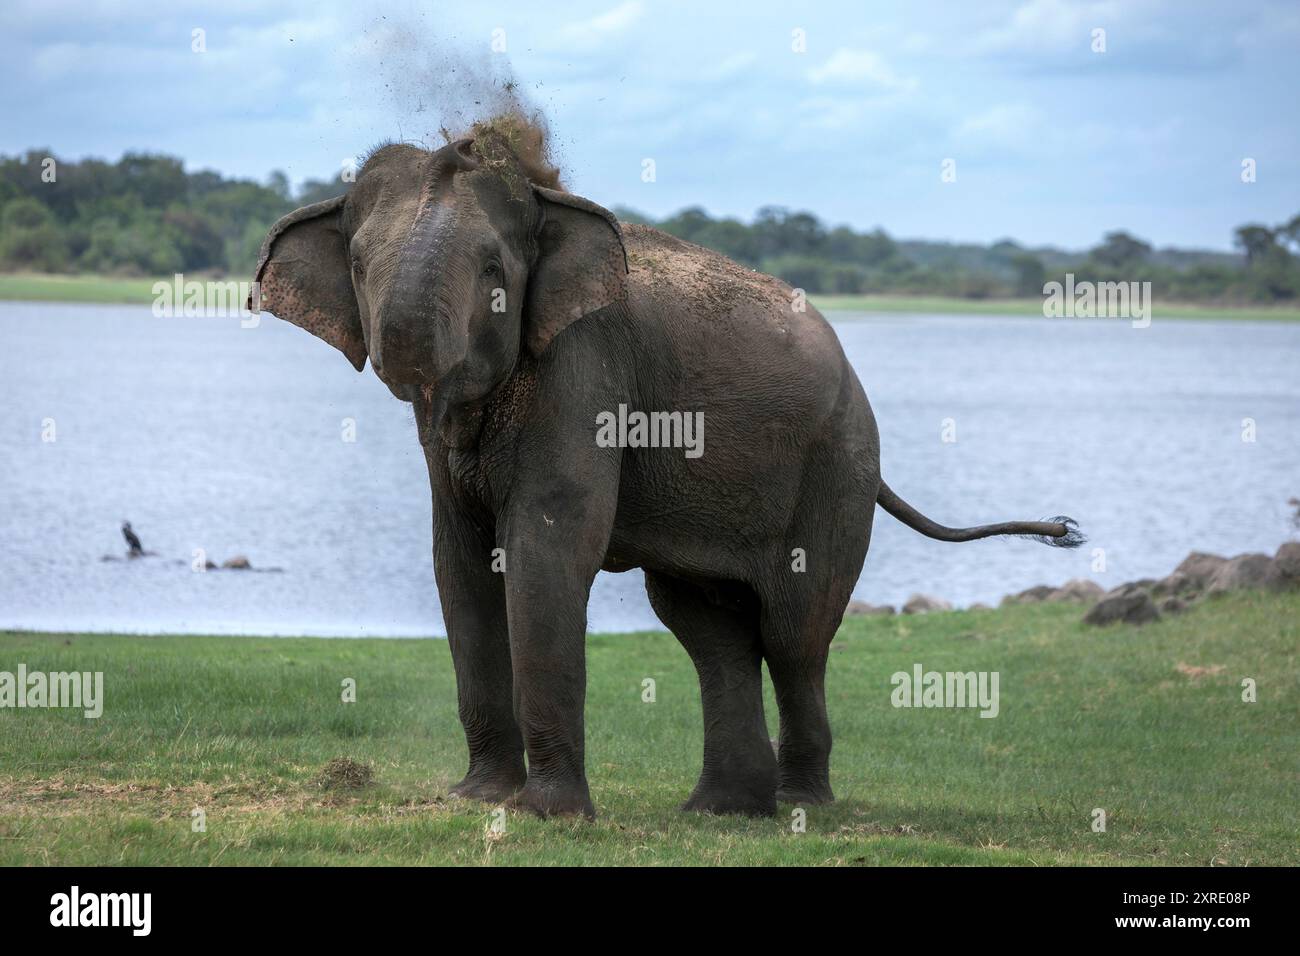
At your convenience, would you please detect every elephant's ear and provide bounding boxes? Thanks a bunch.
[525,186,628,357]
[250,195,367,371]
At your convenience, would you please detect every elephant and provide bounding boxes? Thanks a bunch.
[251,126,1081,819]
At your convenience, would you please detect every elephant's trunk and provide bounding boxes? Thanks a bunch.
[374,196,469,386]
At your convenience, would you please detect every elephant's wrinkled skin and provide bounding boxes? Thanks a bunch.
[252,131,1081,819]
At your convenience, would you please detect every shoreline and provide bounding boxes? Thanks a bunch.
[8,544,1294,640]
[2,272,1298,321]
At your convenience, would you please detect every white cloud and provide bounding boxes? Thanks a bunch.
[796,96,868,132]
[900,33,935,55]
[1233,4,1300,51]
[950,102,1186,165]
[807,48,917,92]
[559,1,644,46]
[953,103,1042,146]
[970,0,1119,56]
[704,51,758,80]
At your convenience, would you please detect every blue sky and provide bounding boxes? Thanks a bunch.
[4,0,1298,250]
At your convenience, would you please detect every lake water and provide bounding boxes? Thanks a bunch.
[1,302,1297,636]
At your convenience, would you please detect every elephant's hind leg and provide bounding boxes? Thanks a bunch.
[759,504,873,806]
[644,571,777,816]
[762,616,836,806]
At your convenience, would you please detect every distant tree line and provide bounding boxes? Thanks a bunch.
[2,148,1298,303]
[615,206,1300,303]
[0,149,345,277]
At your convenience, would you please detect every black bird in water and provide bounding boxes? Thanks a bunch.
[122,521,144,556]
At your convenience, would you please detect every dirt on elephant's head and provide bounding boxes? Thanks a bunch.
[442,109,565,195]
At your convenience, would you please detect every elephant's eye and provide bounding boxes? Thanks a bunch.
[483,259,502,279]
[351,256,366,278]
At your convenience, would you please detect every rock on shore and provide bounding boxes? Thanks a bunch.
[1081,542,1299,627]
[1083,590,1161,627]
[902,594,952,614]
[845,600,895,616]
[836,541,1298,627]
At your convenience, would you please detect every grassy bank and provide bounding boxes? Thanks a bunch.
[2,272,1298,321]
[1,592,1296,866]
[810,293,1300,321]
[0,272,167,305]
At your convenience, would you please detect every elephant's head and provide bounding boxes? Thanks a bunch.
[251,130,627,413]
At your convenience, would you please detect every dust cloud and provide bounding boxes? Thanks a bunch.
[351,14,565,190]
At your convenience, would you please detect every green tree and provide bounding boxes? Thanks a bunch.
[297,177,349,206]
[1234,224,1279,265]
[1090,231,1152,269]
[0,197,69,271]
[266,170,291,201]
[1010,253,1047,297]
[1277,213,1300,255]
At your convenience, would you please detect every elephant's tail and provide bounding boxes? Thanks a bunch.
[876,480,1085,548]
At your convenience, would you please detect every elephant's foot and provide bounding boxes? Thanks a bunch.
[681,760,778,817]
[506,778,596,820]
[448,767,526,804]
[776,781,835,806]
[682,784,777,817]
[776,750,834,805]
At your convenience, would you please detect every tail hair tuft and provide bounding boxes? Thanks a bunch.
[1031,516,1085,549]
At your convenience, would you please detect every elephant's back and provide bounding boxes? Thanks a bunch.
[603,224,877,582]
[619,222,853,413]
[621,223,794,316]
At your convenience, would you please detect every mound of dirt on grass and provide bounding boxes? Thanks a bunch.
[315,758,374,791]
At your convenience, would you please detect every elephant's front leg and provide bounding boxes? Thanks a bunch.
[435,505,527,803]
[500,477,618,819]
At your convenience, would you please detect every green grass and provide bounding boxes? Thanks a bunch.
[1,592,1296,866]
[0,272,167,305]
[2,272,1297,321]
[809,293,1300,321]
